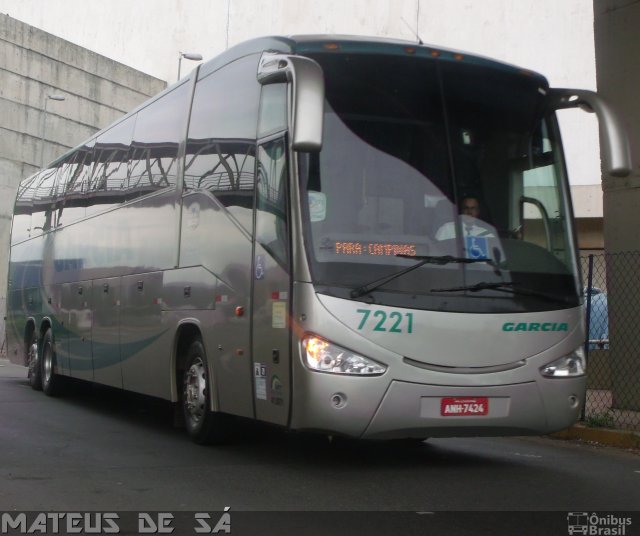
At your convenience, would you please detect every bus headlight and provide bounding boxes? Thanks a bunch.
[540,347,586,378]
[302,335,386,375]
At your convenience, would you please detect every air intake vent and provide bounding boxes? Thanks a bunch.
[403,356,526,374]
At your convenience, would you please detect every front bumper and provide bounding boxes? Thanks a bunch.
[292,373,585,440]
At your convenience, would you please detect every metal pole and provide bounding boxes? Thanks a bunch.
[584,254,595,356]
[39,95,65,169]
[582,253,595,421]
[39,97,49,169]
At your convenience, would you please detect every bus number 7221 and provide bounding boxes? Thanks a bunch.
[356,309,414,334]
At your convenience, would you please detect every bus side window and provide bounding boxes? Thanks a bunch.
[87,115,135,214]
[52,155,75,228]
[184,54,261,231]
[129,82,190,198]
[11,174,39,244]
[58,142,94,226]
[258,84,287,138]
[30,166,58,234]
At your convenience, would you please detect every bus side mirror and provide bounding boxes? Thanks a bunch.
[258,53,325,152]
[548,88,632,177]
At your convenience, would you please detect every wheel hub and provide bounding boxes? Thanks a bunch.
[28,342,38,377]
[184,358,206,422]
[43,343,52,383]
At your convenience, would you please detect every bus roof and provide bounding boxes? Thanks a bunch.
[198,34,548,84]
[32,34,549,183]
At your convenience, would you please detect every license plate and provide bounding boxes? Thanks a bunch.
[440,397,489,416]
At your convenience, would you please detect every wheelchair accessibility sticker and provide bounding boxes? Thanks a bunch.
[465,236,489,260]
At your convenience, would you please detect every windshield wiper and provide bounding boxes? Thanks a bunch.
[430,281,571,304]
[349,255,494,299]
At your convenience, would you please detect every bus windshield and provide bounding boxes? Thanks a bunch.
[299,53,579,313]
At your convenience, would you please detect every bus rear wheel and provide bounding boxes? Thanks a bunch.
[27,331,42,391]
[41,328,64,397]
[182,340,228,444]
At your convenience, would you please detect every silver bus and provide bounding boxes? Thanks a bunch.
[5,35,631,443]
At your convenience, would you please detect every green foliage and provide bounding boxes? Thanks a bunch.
[585,410,616,429]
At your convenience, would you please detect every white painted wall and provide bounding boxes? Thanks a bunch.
[0,0,600,185]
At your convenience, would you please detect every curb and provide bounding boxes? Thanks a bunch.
[551,424,640,450]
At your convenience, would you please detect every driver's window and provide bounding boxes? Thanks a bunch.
[256,137,289,270]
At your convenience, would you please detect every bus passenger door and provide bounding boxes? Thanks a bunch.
[251,136,291,426]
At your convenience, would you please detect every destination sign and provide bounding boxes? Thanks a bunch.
[334,241,417,257]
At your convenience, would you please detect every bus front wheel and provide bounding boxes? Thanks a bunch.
[182,340,228,444]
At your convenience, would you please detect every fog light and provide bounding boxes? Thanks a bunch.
[331,393,347,408]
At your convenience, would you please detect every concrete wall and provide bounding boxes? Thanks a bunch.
[594,0,640,410]
[596,1,640,252]
[0,13,166,353]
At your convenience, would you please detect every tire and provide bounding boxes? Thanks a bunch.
[182,339,228,444]
[41,328,64,397]
[27,330,42,391]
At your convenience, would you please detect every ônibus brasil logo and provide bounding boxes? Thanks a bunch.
[502,322,569,332]
[567,512,632,535]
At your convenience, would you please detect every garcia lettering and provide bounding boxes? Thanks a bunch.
[502,322,569,332]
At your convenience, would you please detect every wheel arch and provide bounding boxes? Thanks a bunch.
[39,317,53,339]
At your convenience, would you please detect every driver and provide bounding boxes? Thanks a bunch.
[435,196,497,240]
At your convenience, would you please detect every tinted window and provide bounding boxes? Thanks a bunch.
[129,83,189,197]
[258,84,287,138]
[256,138,289,269]
[56,142,95,226]
[11,174,38,244]
[185,55,261,230]
[30,166,58,234]
[88,116,136,214]
[298,53,577,313]
[189,55,261,141]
